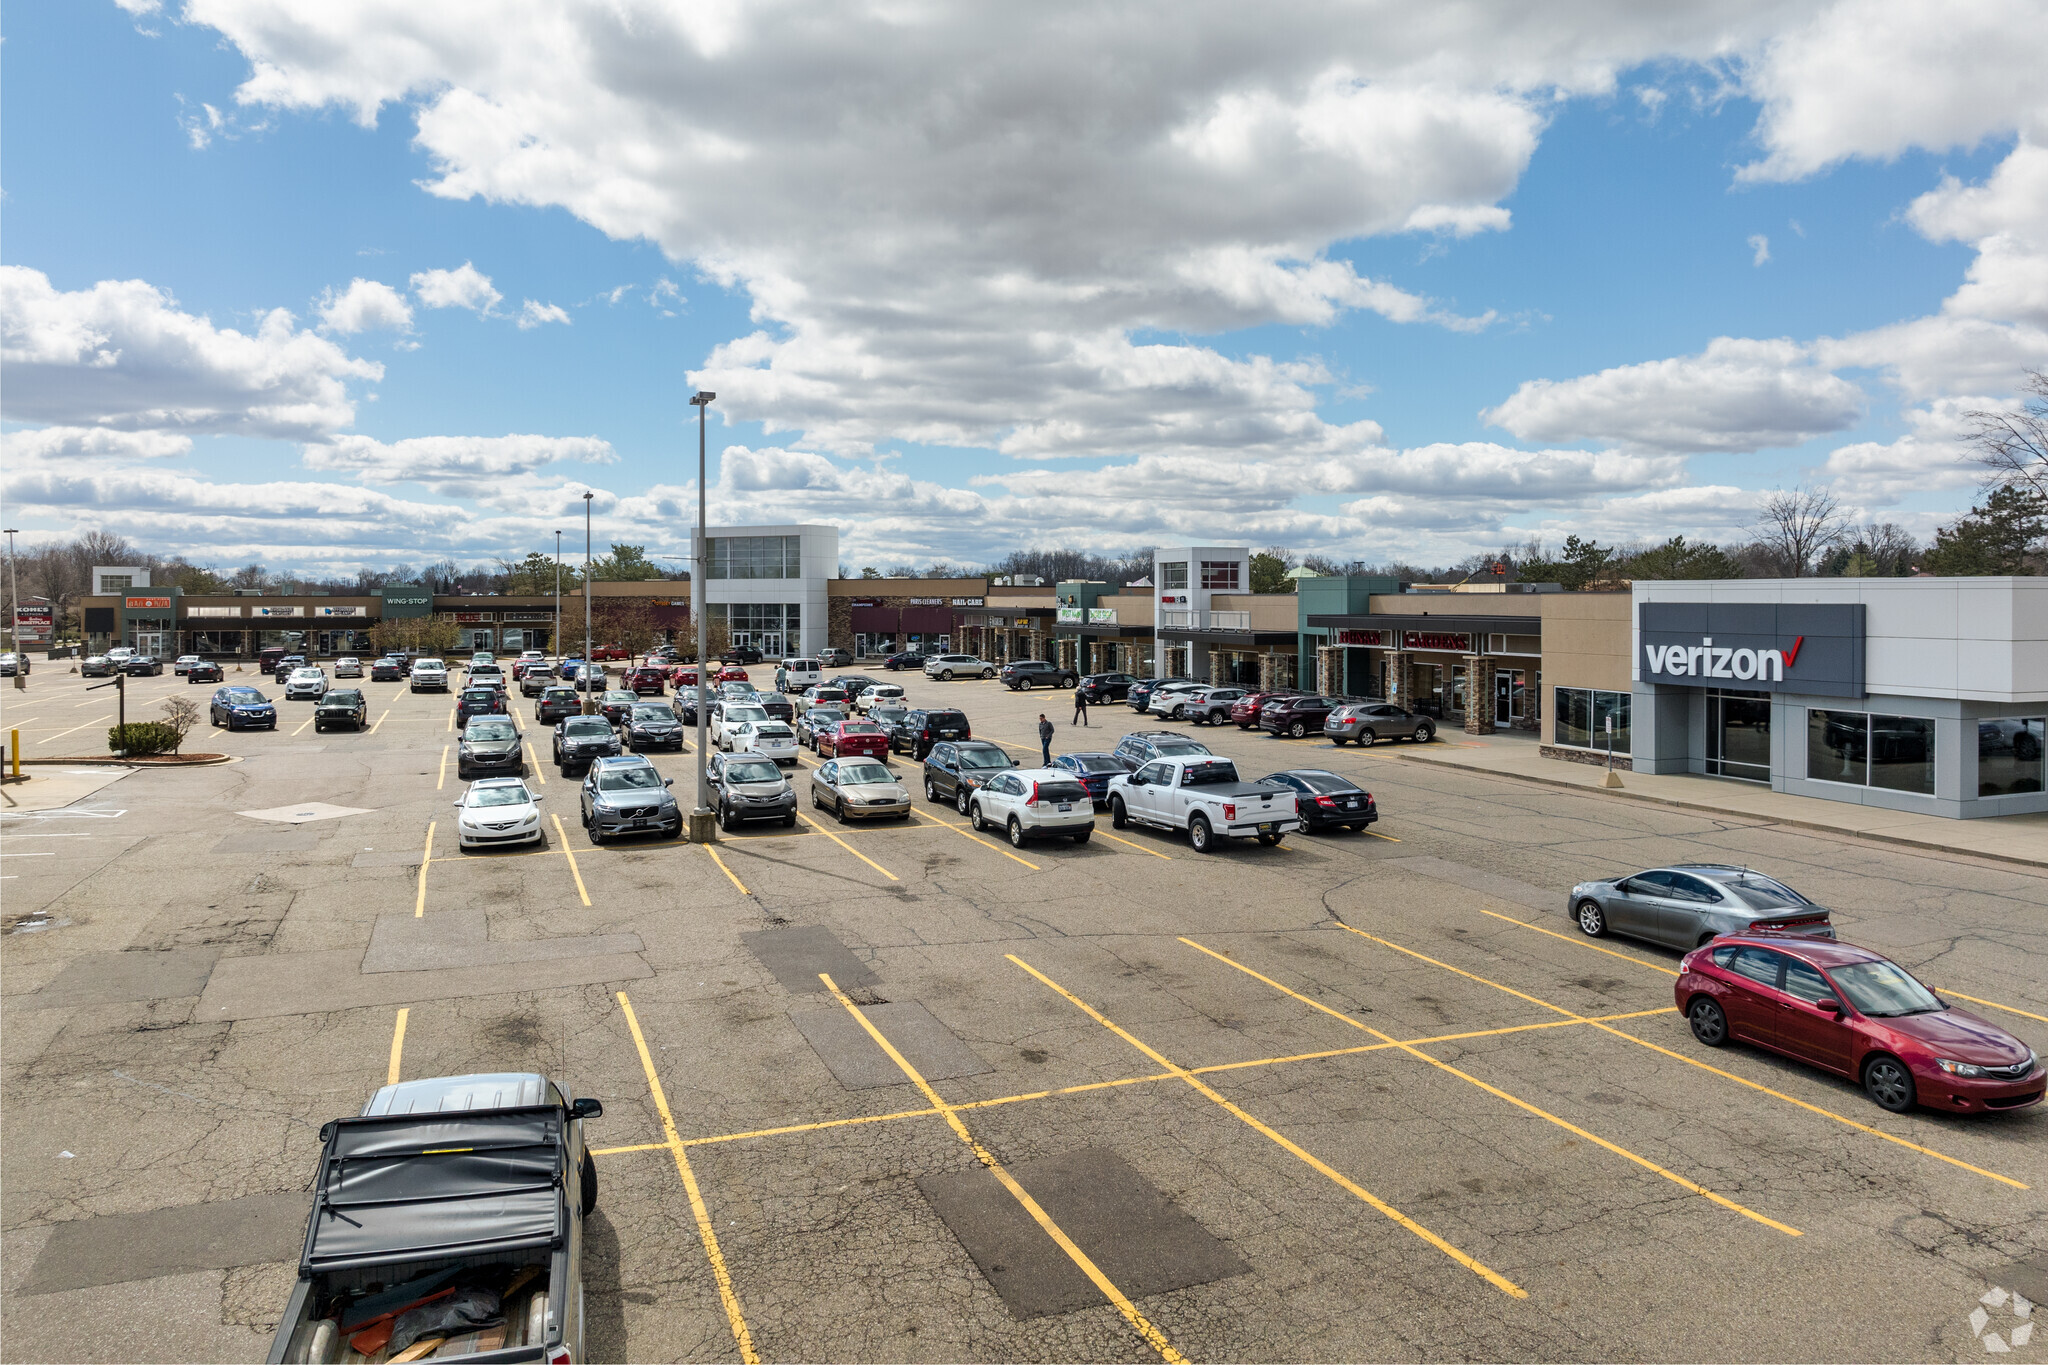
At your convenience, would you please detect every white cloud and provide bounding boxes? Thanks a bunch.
[516,300,571,329]
[112,0,161,13]
[0,265,381,438]
[1482,337,1865,452]
[302,432,615,483]
[410,261,501,313]
[1819,398,1985,507]
[1904,139,2048,329]
[0,426,193,463]
[317,277,415,334]
[1748,233,1771,266]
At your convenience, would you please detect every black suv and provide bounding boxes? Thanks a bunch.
[553,714,622,775]
[1112,731,1214,768]
[721,644,765,665]
[313,688,368,732]
[922,740,1018,814]
[455,687,508,726]
[1076,672,1137,703]
[883,650,926,671]
[1000,660,1077,690]
[894,708,971,759]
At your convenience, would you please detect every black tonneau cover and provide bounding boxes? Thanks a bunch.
[304,1108,565,1272]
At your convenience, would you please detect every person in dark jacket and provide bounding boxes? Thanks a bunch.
[1037,714,1054,765]
[1072,687,1089,726]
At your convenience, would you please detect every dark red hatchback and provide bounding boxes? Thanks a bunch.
[1676,934,2041,1114]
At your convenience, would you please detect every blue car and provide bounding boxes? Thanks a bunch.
[1050,752,1131,805]
[210,685,277,730]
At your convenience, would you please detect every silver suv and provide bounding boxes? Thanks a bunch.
[923,653,995,681]
[1325,701,1435,746]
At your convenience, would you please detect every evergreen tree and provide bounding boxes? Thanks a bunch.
[1921,486,2048,575]
[1622,536,1745,580]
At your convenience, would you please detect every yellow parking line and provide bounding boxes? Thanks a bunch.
[821,972,1185,1362]
[1932,988,2048,1026]
[38,717,108,745]
[1331,921,2030,1190]
[527,743,545,783]
[920,808,1039,869]
[368,707,391,734]
[436,745,449,790]
[616,991,759,1363]
[1179,938,1800,1238]
[292,714,315,736]
[551,813,591,906]
[704,844,750,894]
[1008,953,1526,1299]
[447,709,456,731]
[387,1008,410,1085]
[1094,827,1171,860]
[796,811,898,881]
[414,823,435,917]
[1478,909,1680,976]
[1363,829,1402,842]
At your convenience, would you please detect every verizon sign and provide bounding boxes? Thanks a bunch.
[1639,602,1864,698]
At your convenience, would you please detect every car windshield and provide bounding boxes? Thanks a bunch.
[597,767,663,791]
[841,761,893,784]
[1292,772,1356,793]
[564,718,611,736]
[959,748,1013,770]
[632,706,671,721]
[222,688,266,703]
[1065,756,1125,774]
[326,691,364,704]
[604,691,636,702]
[757,726,794,739]
[1180,759,1242,785]
[467,722,516,740]
[727,760,780,783]
[1724,875,1810,908]
[842,723,884,735]
[544,688,575,700]
[1828,960,1944,1017]
[465,786,531,807]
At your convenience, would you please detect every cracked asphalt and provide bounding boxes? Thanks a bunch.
[3,665,2047,1362]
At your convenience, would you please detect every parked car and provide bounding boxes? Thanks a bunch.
[0,652,29,677]
[455,687,508,726]
[267,1072,600,1365]
[819,719,891,761]
[536,685,582,725]
[553,714,622,774]
[800,686,852,712]
[173,654,202,675]
[1260,694,1341,738]
[187,659,224,683]
[737,720,800,765]
[922,740,1018,814]
[569,663,606,692]
[520,667,557,697]
[708,751,798,829]
[256,646,287,673]
[827,674,881,698]
[273,653,307,681]
[748,691,796,723]
[1001,660,1078,690]
[883,650,926,672]
[1123,678,1165,711]
[209,685,277,729]
[1154,685,1248,724]
[466,663,508,692]
[893,707,970,759]
[923,653,994,681]
[1260,769,1376,832]
[853,683,906,714]
[718,680,754,699]
[598,689,640,727]
[797,706,848,750]
[80,654,116,678]
[369,657,407,682]
[721,644,765,665]
[667,664,702,689]
[456,715,525,779]
[868,705,912,742]
[1076,672,1137,704]
[283,666,330,699]
[588,644,629,661]
[123,655,166,677]
[713,702,771,750]
[453,777,544,850]
[580,755,682,842]
[624,666,667,696]
[1569,865,1837,951]
[811,757,912,822]
[1325,701,1436,746]
[1107,755,1299,852]
[1112,731,1213,768]
[1050,752,1132,805]
[715,665,751,684]
[313,688,369,733]
[623,703,687,752]
[819,647,853,669]
[779,658,821,692]
[1676,935,2042,1114]
[1231,689,1304,728]
[670,685,705,726]
[409,659,450,692]
[106,646,137,666]
[333,656,364,678]
[968,767,1095,846]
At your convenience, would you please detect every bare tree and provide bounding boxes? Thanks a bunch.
[159,696,201,754]
[1965,369,2048,500]
[1750,485,1847,576]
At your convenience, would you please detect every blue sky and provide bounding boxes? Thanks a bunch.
[4,1,2043,574]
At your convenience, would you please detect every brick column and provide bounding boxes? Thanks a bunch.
[1386,651,1415,710]
[1463,654,1496,734]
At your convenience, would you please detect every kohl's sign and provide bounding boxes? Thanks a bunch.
[1638,601,1865,699]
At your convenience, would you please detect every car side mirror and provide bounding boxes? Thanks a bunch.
[570,1096,603,1119]
[1815,998,1842,1014]
[1614,879,1634,894]
[452,801,463,808]
[665,778,675,787]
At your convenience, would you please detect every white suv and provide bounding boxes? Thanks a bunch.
[968,767,1095,847]
[284,666,330,699]
[410,659,450,692]
[923,654,994,681]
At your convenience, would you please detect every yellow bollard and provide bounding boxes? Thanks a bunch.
[9,727,18,779]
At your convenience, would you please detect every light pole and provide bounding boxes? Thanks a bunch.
[554,530,563,664]
[2,528,20,690]
[582,492,596,714]
[688,390,717,843]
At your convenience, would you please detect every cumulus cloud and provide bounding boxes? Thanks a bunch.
[1482,337,1864,452]
[0,426,193,463]
[0,265,381,438]
[516,300,571,329]
[301,432,615,483]
[410,261,501,313]
[1818,398,1985,507]
[317,277,414,334]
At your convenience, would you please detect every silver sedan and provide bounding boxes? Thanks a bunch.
[810,758,912,821]
[1567,864,1836,951]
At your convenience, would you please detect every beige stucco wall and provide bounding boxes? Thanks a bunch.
[1539,592,1631,690]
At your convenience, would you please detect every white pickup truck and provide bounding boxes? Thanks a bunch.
[1106,754,1300,851]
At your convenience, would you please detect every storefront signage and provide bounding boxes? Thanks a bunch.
[1014,618,1030,628]
[1160,593,1189,606]
[1335,628,1384,647]
[254,605,302,617]
[454,611,493,623]
[1639,602,1864,698]
[502,610,554,622]
[316,605,365,617]
[850,598,881,608]
[378,588,432,618]
[1402,631,1471,652]
[124,596,172,610]
[1087,608,1117,625]
[14,603,52,644]
[951,597,983,607]
[186,605,243,617]
[1056,606,1084,623]
[909,597,945,605]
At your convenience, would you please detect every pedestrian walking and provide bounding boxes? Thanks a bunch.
[1037,713,1054,766]
[775,662,788,693]
[1072,687,1089,726]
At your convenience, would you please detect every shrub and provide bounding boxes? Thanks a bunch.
[159,696,200,752]
[107,721,181,756]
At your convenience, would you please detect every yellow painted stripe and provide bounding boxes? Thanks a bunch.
[797,811,899,881]
[291,714,315,736]
[387,1007,409,1085]
[527,744,545,783]
[1935,988,2048,1026]
[369,707,391,734]
[820,973,1185,1362]
[705,844,749,895]
[1477,909,1680,976]
[436,744,449,790]
[1007,953,1527,1299]
[1362,828,1402,842]
[552,814,591,906]
[1180,938,1800,1238]
[616,991,759,1363]
[413,823,434,917]
[1094,827,1171,860]
[1330,922,2030,1190]
[921,809,1039,869]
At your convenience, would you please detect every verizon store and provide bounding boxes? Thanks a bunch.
[1632,579,2048,818]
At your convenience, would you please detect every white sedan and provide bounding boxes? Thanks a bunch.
[854,684,905,714]
[452,777,545,849]
[174,654,203,675]
[713,703,770,750]
[283,666,330,699]
[736,721,800,765]
[334,656,364,678]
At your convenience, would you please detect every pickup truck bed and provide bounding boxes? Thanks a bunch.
[1107,756,1301,851]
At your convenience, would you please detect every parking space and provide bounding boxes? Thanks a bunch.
[5,659,2047,1361]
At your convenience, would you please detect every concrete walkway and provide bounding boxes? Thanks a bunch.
[1384,731,2048,869]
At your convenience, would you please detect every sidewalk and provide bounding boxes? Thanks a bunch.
[1385,731,2048,870]
[0,765,134,814]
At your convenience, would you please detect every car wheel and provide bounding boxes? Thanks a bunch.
[720,803,738,833]
[589,822,607,845]
[1008,816,1026,848]
[1687,997,1729,1047]
[1256,831,1284,847]
[1189,814,1216,853]
[1357,730,1376,747]
[1288,720,1307,739]
[981,669,994,679]
[833,795,848,823]
[956,786,972,815]
[1170,703,1186,719]
[1575,899,1608,937]
[969,801,985,831]
[1863,1055,1917,1113]
[1110,797,1130,828]
[1414,723,1436,743]
[924,776,938,801]
[581,1149,599,1216]
[941,670,954,681]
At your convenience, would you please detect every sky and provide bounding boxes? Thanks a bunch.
[3,0,2044,577]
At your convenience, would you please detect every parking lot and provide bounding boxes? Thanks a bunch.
[4,661,2048,1362]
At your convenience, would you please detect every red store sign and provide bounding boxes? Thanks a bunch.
[1403,631,1471,652]
[125,596,172,609]
[1334,629,1384,646]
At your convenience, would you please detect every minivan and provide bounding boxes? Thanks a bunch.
[781,657,821,692]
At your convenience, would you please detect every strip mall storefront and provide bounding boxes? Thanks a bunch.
[1303,612,1545,732]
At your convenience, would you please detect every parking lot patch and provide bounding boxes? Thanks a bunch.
[234,801,373,824]
[742,924,876,995]
[361,909,642,973]
[212,829,322,854]
[22,1192,309,1294]
[918,1148,1247,1320]
[27,947,222,1009]
[1381,856,1557,911]
[791,1001,990,1089]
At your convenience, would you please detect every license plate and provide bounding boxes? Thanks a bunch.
[1259,823,1276,834]
[1057,804,1072,813]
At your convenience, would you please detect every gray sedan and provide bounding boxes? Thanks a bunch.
[1325,701,1435,746]
[811,758,912,821]
[1567,864,1837,950]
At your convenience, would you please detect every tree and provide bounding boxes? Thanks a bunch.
[1621,536,1746,581]
[228,562,269,589]
[588,544,663,581]
[158,696,201,754]
[500,552,578,596]
[594,596,660,658]
[1818,522,1919,577]
[1249,547,1296,593]
[860,566,884,579]
[1749,485,1846,576]
[1921,486,2048,575]
[1516,535,1614,590]
[1299,553,1346,577]
[1965,370,2048,501]
[155,559,225,595]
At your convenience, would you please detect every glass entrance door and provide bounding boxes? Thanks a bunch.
[1496,668,1525,725]
[1707,689,1771,781]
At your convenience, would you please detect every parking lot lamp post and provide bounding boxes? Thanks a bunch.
[688,390,717,843]
[554,529,563,663]
[3,527,20,689]
[583,492,596,715]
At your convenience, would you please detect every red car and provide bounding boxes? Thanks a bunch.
[1677,934,2042,1114]
[1231,689,1303,728]
[624,667,667,696]
[668,665,701,688]
[589,644,630,661]
[716,665,751,684]
[818,720,891,761]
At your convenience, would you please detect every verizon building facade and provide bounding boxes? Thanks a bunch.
[1632,579,2048,818]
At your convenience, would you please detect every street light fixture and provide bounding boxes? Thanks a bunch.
[688,390,716,843]
[2,528,20,691]
[554,529,563,665]
[582,491,596,714]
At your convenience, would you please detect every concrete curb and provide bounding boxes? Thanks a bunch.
[18,754,238,768]
[1383,746,2048,872]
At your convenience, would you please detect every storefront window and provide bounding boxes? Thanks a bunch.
[1807,710,1935,795]
[1160,562,1188,590]
[1199,561,1240,590]
[1979,719,2045,796]
[1554,687,1631,753]
[707,535,802,579]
